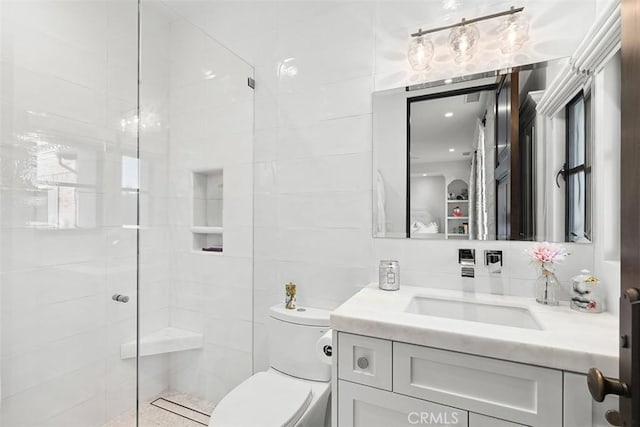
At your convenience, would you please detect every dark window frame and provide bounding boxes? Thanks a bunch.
[564,90,592,242]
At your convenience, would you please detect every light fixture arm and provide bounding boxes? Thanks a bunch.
[411,6,524,38]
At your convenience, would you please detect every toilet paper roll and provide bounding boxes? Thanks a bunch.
[316,329,333,365]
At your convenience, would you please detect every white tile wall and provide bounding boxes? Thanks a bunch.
[166,0,602,372]
[162,13,254,404]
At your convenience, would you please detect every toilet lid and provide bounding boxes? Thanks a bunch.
[210,371,313,427]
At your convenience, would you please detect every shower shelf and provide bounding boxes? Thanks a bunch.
[191,226,223,234]
[120,327,204,359]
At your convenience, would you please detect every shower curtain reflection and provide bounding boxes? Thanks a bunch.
[469,120,489,240]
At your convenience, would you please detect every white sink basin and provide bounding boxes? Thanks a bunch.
[405,296,542,330]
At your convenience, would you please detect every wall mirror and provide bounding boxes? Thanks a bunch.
[373,59,593,242]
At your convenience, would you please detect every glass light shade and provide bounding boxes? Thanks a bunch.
[499,14,529,54]
[448,23,480,63]
[407,36,434,71]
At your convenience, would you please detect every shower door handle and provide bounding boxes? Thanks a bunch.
[555,163,566,188]
[112,294,130,303]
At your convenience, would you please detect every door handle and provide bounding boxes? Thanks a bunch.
[112,294,130,303]
[587,368,630,402]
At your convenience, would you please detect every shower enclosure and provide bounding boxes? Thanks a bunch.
[0,1,254,425]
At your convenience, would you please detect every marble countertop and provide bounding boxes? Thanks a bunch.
[330,284,620,377]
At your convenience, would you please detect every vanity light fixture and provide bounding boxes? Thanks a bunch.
[408,6,525,69]
[407,35,435,71]
[499,11,529,54]
[449,20,480,62]
[445,112,454,118]
[449,148,456,152]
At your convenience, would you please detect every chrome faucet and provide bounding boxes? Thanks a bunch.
[485,250,503,274]
[459,249,475,278]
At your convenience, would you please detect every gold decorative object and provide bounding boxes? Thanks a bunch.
[285,282,297,309]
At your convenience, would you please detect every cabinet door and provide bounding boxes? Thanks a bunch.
[563,372,619,427]
[338,380,468,427]
[337,332,392,390]
[393,342,562,426]
[470,413,527,426]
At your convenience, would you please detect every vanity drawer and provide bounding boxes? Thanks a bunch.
[338,332,392,390]
[338,380,468,427]
[393,343,562,426]
[469,413,527,426]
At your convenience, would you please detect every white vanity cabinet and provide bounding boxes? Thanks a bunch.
[338,380,468,427]
[334,332,617,427]
[563,372,619,427]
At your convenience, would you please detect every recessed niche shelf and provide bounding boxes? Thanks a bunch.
[446,179,469,240]
[190,226,223,234]
[120,327,203,359]
[192,169,223,252]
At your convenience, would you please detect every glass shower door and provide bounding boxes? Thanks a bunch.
[0,1,140,425]
[136,1,255,424]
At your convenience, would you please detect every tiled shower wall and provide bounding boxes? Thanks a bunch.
[0,1,254,424]
[158,5,255,404]
[0,1,165,425]
[167,0,601,372]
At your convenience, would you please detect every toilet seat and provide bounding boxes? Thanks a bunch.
[210,371,313,427]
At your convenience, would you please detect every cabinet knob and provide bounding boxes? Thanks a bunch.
[356,356,369,369]
[587,368,630,402]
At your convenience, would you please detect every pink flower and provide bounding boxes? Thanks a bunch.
[525,242,568,272]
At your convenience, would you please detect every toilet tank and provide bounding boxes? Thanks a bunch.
[268,304,331,382]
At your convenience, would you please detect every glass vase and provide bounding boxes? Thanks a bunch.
[535,270,560,305]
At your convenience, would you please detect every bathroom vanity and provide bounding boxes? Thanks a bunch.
[330,285,619,427]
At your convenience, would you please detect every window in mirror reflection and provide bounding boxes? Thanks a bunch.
[565,92,592,242]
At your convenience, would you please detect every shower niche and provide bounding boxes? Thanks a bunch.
[192,169,223,252]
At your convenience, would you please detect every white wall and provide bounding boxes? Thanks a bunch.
[373,90,407,235]
[165,0,600,373]
[593,52,621,314]
[410,175,445,230]
[412,160,471,187]
[162,13,254,404]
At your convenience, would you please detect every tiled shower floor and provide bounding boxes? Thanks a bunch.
[103,392,216,427]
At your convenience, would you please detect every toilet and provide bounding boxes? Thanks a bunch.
[210,304,332,427]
